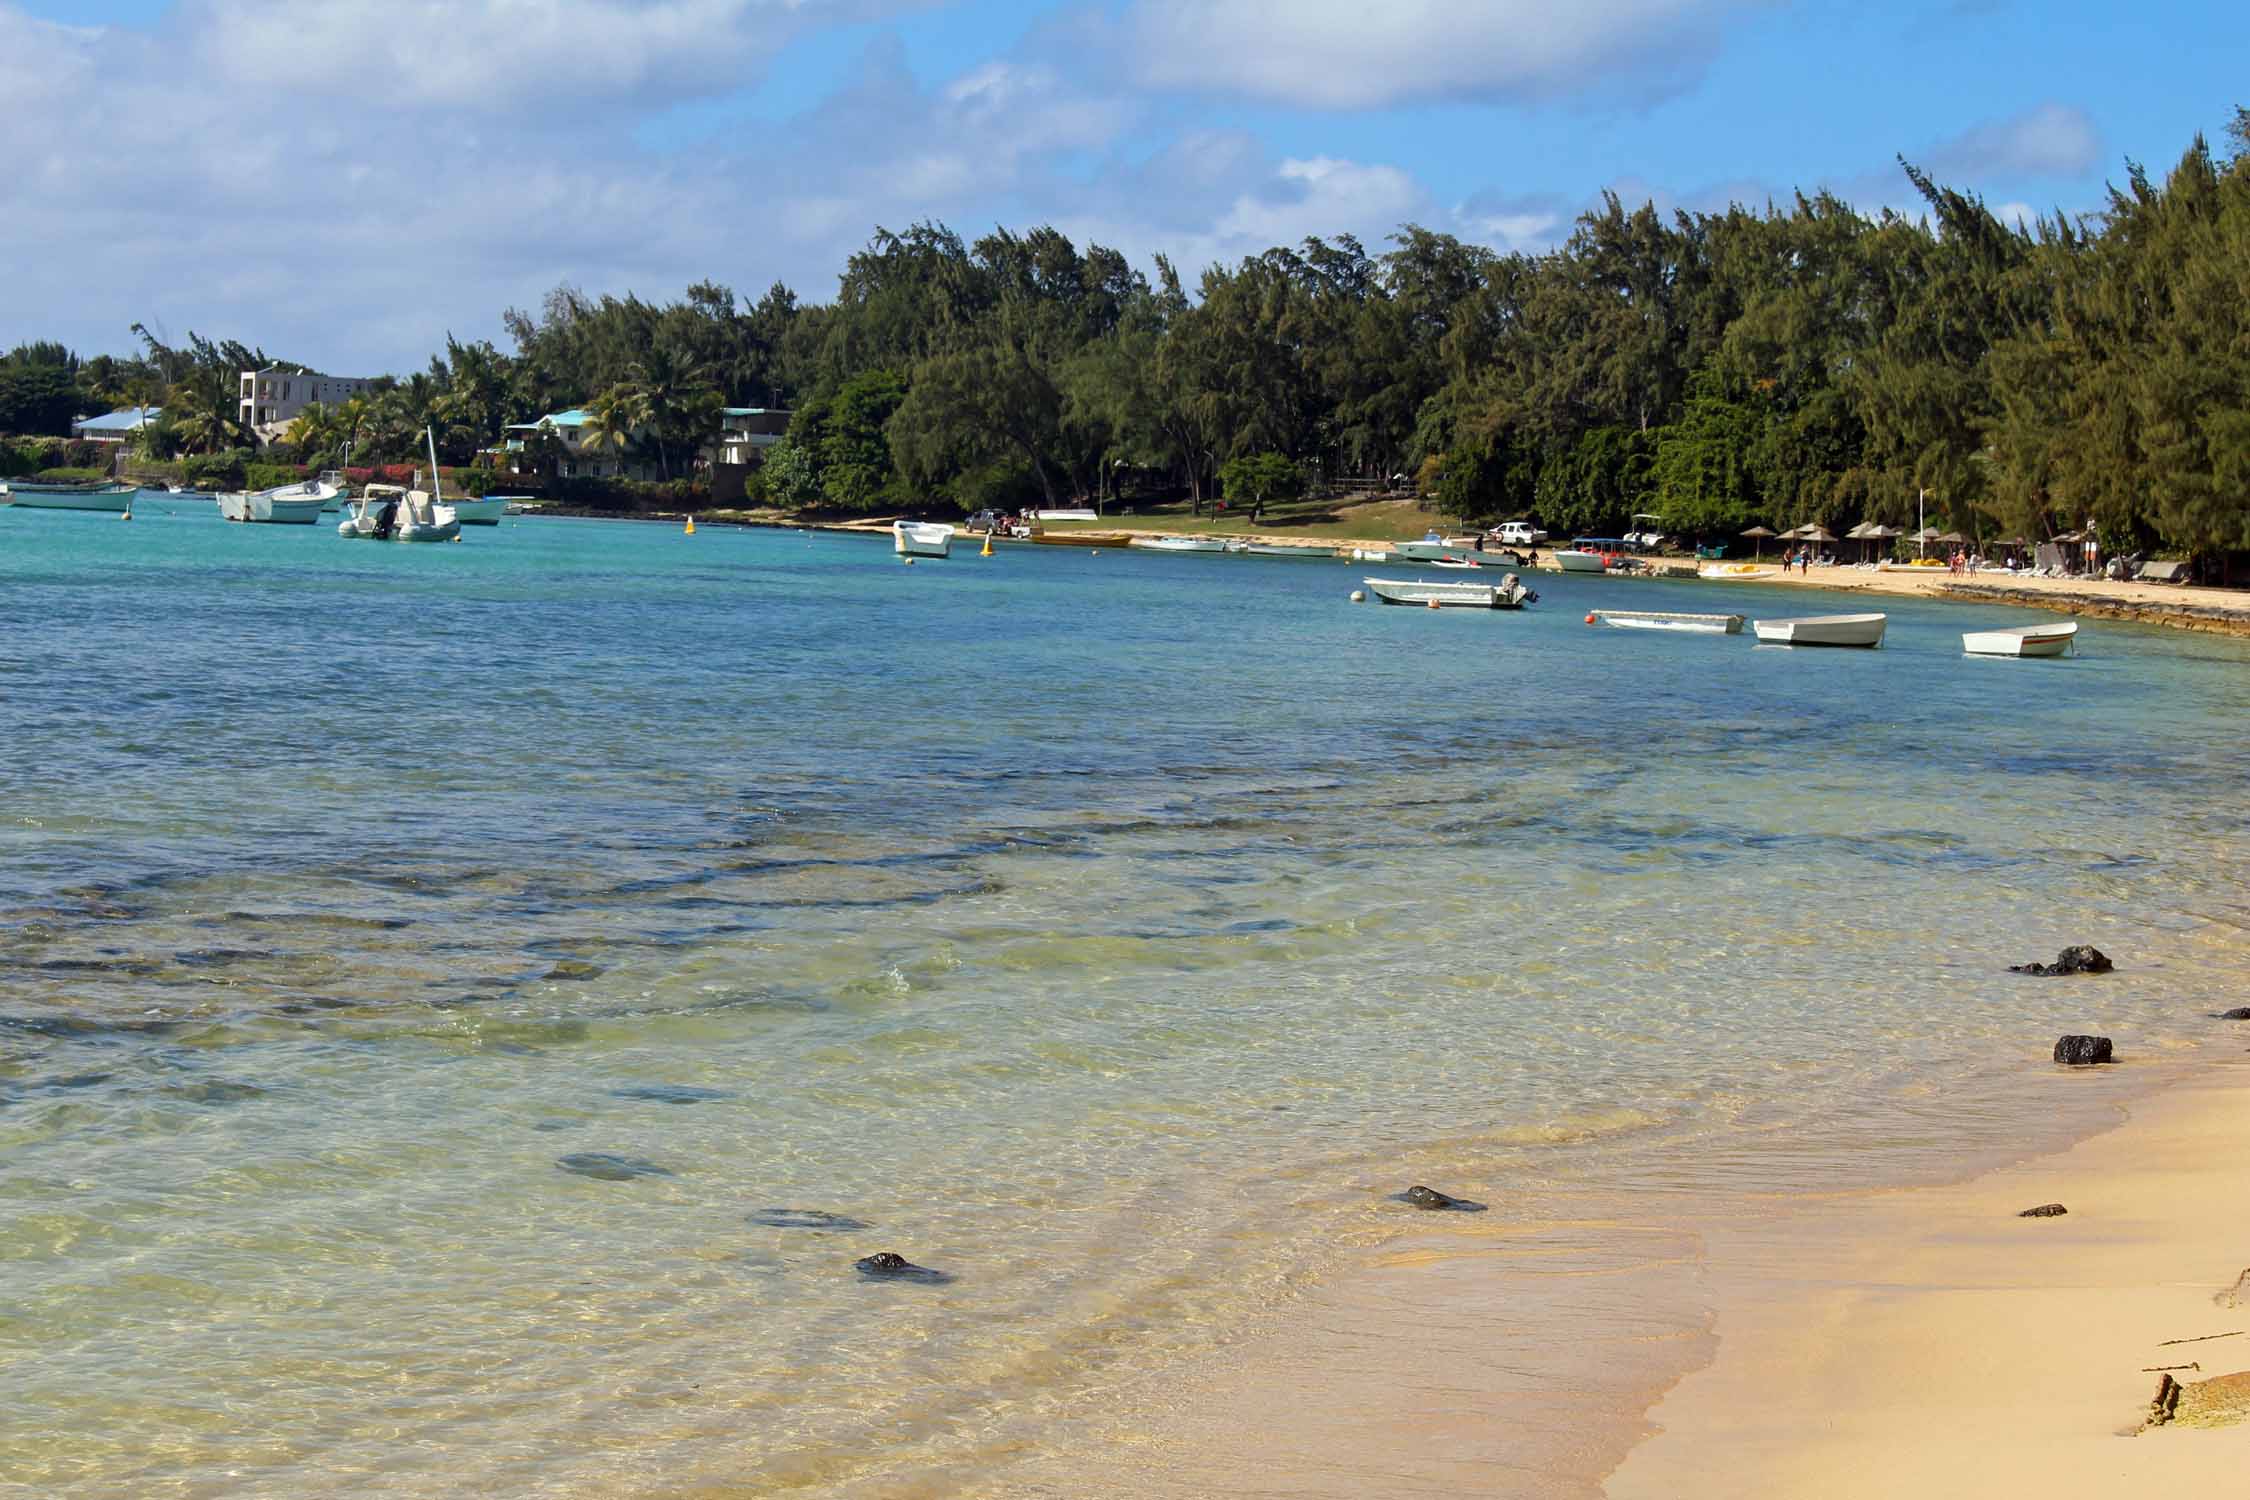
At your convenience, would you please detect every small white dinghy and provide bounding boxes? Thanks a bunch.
[1751,613,1887,648]
[1593,610,1744,634]
[893,520,955,558]
[1962,620,2078,657]
[218,476,339,524]
[1363,575,1535,609]
[1128,535,1229,553]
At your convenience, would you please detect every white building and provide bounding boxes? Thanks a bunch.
[238,367,376,445]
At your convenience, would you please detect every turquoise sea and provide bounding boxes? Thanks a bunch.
[5,497,2248,1496]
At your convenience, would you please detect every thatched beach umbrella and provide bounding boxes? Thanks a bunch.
[1800,524,1838,546]
[1911,524,1944,557]
[1741,524,1776,558]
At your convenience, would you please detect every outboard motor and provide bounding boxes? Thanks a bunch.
[375,499,399,539]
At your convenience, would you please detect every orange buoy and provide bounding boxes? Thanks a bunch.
[1585,612,1596,624]
[1426,599,1440,609]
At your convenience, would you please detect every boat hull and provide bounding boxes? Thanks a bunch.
[1128,536,1228,553]
[447,497,508,525]
[1594,610,1744,634]
[1751,613,1887,647]
[2,483,136,512]
[893,521,955,558]
[1962,622,2077,657]
[1698,564,1779,581]
[1363,576,1530,609]
[1553,550,1607,573]
[1032,531,1132,547]
[1392,539,1504,565]
[218,492,326,524]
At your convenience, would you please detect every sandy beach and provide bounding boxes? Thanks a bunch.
[1610,1058,2250,1497]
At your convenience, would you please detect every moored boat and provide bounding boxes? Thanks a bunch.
[0,479,137,512]
[1553,549,1608,573]
[1391,533,1507,565]
[217,476,339,524]
[1127,535,1228,553]
[1961,620,2077,657]
[1240,543,1327,559]
[1698,562,1780,581]
[336,430,461,542]
[446,496,509,525]
[1363,574,1536,609]
[1592,610,1744,634]
[1751,613,1887,647]
[893,519,955,558]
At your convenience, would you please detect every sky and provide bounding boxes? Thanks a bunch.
[3,0,2243,375]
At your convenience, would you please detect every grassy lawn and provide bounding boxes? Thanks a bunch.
[1035,493,1444,541]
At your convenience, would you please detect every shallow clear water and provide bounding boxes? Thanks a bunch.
[4,499,2247,1495]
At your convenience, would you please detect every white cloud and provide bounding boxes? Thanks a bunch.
[1923,102,2102,181]
[1120,0,1761,110]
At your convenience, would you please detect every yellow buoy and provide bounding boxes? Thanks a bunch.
[684,517,696,535]
[980,534,993,557]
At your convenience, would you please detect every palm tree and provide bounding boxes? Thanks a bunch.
[579,384,649,477]
[626,344,718,480]
[165,368,243,454]
[287,402,344,463]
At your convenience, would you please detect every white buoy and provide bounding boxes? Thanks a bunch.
[1349,589,1365,603]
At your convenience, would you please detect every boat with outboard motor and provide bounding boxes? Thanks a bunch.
[336,430,460,542]
[1363,574,1537,609]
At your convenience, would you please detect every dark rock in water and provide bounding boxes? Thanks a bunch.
[2011,945,2113,976]
[556,1152,673,1181]
[2217,1007,2250,1021]
[609,1084,731,1105]
[164,1080,265,1106]
[1395,1185,1487,1212]
[750,1208,871,1232]
[544,960,605,982]
[2018,1202,2068,1218]
[2053,1034,2115,1065]
[854,1251,949,1283]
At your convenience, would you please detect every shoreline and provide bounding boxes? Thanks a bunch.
[1609,1053,2250,1495]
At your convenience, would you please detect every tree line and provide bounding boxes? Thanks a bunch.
[6,108,2244,563]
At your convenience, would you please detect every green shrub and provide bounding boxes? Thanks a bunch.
[182,451,249,490]
[32,465,110,483]
[243,463,312,491]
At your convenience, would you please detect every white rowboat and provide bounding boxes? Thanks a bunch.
[1751,613,1887,648]
[446,496,509,525]
[218,477,339,524]
[0,480,137,511]
[1363,575,1534,609]
[1553,549,1607,573]
[893,520,955,558]
[1962,620,2078,657]
[1593,610,1744,634]
[1128,535,1229,553]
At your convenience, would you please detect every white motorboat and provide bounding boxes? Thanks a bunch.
[1363,575,1535,609]
[893,519,955,558]
[0,480,137,511]
[1962,620,2078,657]
[1553,549,1608,573]
[1391,534,1506,565]
[447,496,509,525]
[1698,563,1780,581]
[218,476,339,524]
[1593,610,1744,634]
[1128,535,1228,553]
[1751,613,1887,647]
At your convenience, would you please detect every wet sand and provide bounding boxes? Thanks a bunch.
[1610,1059,2250,1496]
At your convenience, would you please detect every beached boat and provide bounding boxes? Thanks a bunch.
[1961,620,2078,658]
[1699,562,1780,581]
[893,519,955,558]
[1593,610,1744,634]
[217,476,339,524]
[1240,543,1327,559]
[1553,549,1608,573]
[1392,534,1507,565]
[0,480,137,511]
[1751,613,1887,648]
[1032,530,1133,548]
[1127,535,1228,553]
[1363,575,1535,609]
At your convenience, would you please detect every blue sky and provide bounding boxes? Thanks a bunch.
[3,1,2243,373]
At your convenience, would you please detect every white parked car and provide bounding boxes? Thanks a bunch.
[1492,521,1547,545]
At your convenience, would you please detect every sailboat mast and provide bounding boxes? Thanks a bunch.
[425,427,444,501]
